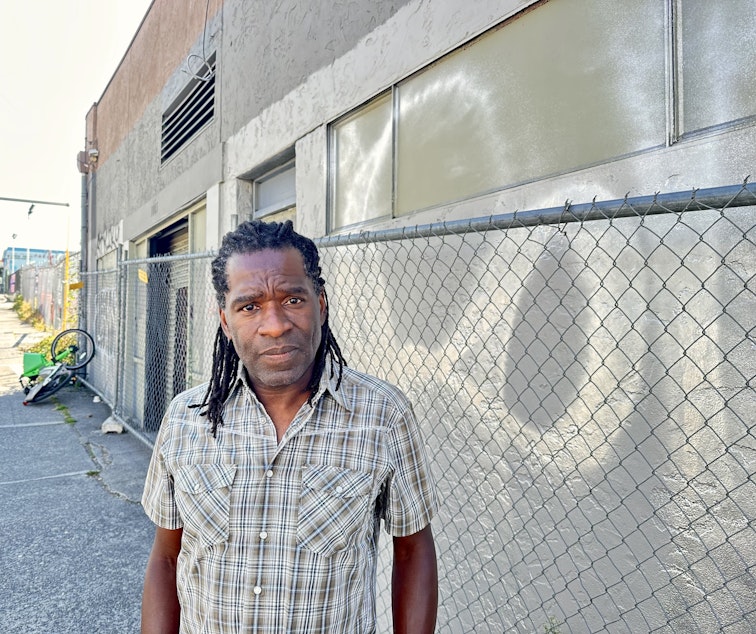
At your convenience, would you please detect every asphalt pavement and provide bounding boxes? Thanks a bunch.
[0,296,155,633]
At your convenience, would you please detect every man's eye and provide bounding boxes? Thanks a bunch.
[287,297,303,305]
[242,304,259,312]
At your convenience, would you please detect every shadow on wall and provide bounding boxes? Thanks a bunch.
[322,205,755,632]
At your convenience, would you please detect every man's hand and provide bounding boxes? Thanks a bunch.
[392,524,438,633]
[142,527,183,634]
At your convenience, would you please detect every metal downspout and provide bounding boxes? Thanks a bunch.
[79,172,88,333]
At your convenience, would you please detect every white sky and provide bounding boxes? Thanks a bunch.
[0,0,153,255]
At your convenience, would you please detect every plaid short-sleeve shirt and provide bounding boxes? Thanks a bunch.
[142,366,437,633]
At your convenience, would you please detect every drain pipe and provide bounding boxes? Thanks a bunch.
[79,172,88,334]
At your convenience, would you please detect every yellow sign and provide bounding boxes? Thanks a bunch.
[69,281,84,290]
[138,269,149,284]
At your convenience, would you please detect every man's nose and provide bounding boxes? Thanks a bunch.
[258,304,292,337]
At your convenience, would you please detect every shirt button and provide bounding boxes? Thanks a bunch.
[259,531,268,540]
[335,485,344,494]
[253,586,262,595]
[265,469,273,478]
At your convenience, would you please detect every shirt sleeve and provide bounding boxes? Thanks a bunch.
[141,415,184,530]
[382,401,438,537]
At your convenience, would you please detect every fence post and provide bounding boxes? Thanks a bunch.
[62,250,70,330]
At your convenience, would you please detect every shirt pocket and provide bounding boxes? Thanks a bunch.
[296,465,373,557]
[173,463,237,548]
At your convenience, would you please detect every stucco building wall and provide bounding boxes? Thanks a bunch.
[85,0,755,257]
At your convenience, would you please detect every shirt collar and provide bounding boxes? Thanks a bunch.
[315,366,352,411]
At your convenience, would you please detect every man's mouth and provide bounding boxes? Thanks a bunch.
[261,346,297,359]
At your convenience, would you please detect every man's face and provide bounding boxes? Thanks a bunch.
[219,248,326,393]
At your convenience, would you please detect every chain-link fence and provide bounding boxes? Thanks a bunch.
[11,252,80,331]
[82,182,755,632]
[82,253,218,438]
[82,267,121,406]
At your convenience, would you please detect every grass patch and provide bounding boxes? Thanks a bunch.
[53,400,76,424]
[12,295,47,332]
[86,470,101,477]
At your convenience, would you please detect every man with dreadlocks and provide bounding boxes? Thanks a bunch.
[141,220,437,633]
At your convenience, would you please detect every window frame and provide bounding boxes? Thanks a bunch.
[326,0,755,234]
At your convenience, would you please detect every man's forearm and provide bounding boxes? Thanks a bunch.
[392,525,438,633]
[141,554,181,633]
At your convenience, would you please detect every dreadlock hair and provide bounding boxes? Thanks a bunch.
[190,219,346,437]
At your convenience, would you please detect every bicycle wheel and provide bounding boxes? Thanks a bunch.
[50,328,95,370]
[24,367,73,404]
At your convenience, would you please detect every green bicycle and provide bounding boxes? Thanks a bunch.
[20,328,96,405]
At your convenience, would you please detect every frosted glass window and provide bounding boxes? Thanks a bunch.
[395,0,666,215]
[255,163,296,218]
[681,0,756,133]
[331,93,392,229]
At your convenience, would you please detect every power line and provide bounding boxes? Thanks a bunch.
[0,196,69,207]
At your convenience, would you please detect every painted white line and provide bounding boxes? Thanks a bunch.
[0,420,67,429]
[0,470,93,486]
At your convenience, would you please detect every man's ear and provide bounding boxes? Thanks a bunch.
[219,307,231,338]
[319,291,327,325]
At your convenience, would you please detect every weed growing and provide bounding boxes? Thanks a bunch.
[53,400,76,425]
[12,295,47,332]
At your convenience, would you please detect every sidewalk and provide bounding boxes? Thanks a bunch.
[0,297,154,633]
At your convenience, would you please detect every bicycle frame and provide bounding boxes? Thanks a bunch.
[18,328,96,401]
[20,344,79,381]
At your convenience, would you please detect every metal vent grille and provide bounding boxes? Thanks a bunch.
[161,55,216,163]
